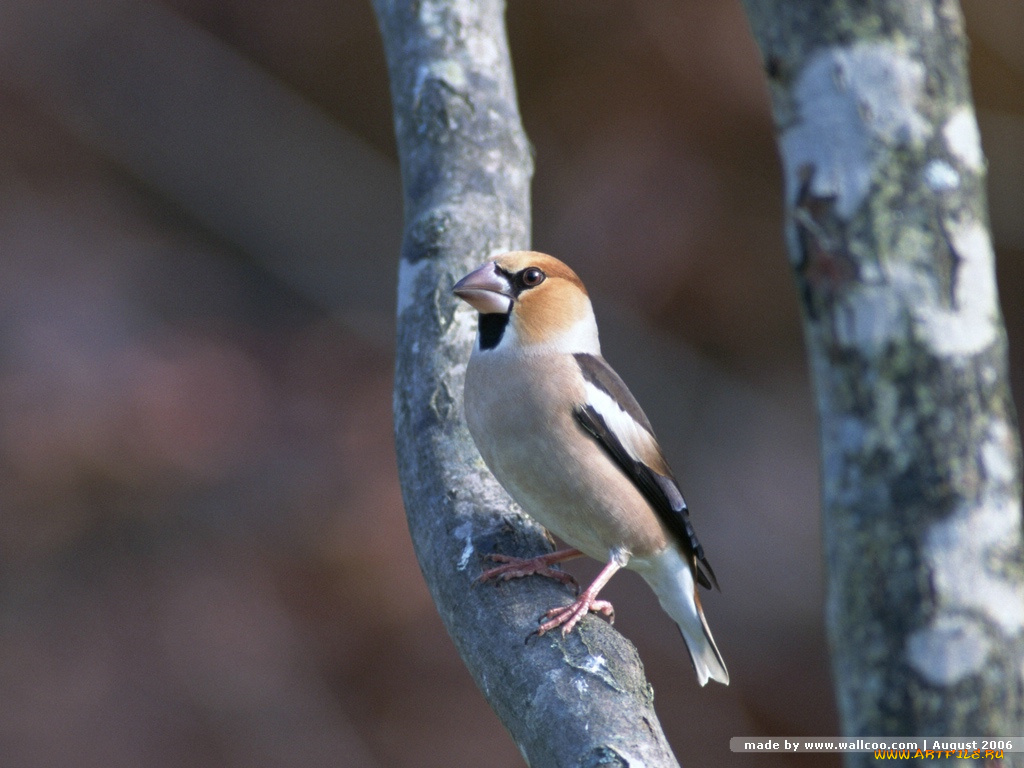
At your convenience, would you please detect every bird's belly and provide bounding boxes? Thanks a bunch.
[465,355,668,561]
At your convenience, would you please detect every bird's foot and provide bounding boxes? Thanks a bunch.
[536,595,615,637]
[476,551,580,590]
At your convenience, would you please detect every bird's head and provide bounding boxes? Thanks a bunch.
[453,251,599,354]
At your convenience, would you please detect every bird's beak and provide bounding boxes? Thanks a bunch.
[453,262,513,314]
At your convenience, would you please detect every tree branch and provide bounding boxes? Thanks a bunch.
[742,0,1024,757]
[374,1,681,765]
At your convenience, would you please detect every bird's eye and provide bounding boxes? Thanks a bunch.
[520,267,546,288]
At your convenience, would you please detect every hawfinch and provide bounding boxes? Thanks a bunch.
[453,251,729,686]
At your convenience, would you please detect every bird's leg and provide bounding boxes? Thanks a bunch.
[536,558,622,637]
[476,548,583,590]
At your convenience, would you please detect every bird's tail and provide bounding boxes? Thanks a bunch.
[634,547,729,686]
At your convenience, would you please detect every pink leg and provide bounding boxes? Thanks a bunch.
[536,558,622,637]
[476,548,583,590]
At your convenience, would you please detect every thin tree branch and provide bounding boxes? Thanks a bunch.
[374,0,682,765]
[741,0,1024,759]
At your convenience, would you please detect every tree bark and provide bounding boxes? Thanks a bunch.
[741,0,1024,760]
[373,1,681,765]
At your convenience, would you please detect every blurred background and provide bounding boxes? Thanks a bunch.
[0,1,1020,766]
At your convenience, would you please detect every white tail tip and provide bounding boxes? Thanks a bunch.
[632,547,729,686]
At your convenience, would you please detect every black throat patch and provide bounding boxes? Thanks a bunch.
[478,313,510,350]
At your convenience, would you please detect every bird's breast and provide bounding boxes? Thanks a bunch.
[463,350,669,560]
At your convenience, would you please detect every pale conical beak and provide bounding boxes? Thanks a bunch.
[453,262,513,314]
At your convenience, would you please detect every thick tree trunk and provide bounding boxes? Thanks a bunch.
[374,1,681,765]
[742,0,1024,761]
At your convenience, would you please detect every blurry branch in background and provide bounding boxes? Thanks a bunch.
[373,1,685,765]
[742,0,1024,757]
[0,0,402,344]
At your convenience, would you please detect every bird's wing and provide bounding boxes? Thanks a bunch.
[572,353,719,590]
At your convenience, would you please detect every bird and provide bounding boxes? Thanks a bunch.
[452,251,729,686]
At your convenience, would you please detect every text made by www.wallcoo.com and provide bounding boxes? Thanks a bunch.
[730,736,1017,760]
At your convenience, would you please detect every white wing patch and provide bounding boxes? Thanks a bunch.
[582,381,658,464]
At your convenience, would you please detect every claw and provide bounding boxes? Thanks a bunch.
[475,551,624,640]
[535,597,615,636]
[532,557,623,638]
[474,549,582,591]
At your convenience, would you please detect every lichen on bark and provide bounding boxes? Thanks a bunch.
[742,0,1024,758]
